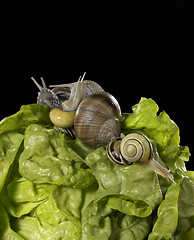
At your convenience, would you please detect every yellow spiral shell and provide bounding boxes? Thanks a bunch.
[107,133,153,165]
[120,133,152,164]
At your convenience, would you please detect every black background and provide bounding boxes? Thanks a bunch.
[0,4,193,169]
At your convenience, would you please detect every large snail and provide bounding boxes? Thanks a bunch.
[107,132,176,183]
[31,72,104,111]
[32,73,121,148]
[32,73,175,183]
[74,91,121,148]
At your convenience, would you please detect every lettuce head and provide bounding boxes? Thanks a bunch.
[0,99,193,240]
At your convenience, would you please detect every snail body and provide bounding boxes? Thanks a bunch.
[49,108,76,128]
[74,92,121,148]
[32,73,104,111]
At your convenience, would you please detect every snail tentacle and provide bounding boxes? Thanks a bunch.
[144,158,176,184]
[31,77,43,91]
[31,77,60,108]
[61,74,87,111]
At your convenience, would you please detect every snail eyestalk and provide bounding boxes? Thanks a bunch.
[143,158,176,184]
[31,77,42,91]
[61,73,87,111]
[80,72,86,82]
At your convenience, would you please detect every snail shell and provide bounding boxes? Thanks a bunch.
[107,133,153,165]
[74,92,121,148]
[107,132,177,183]
[106,137,124,165]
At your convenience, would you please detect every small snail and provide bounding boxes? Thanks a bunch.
[107,133,176,183]
[32,73,121,147]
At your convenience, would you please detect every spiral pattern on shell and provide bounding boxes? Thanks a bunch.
[74,92,121,148]
[120,133,152,164]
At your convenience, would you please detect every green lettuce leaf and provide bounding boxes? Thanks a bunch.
[121,98,189,166]
[68,137,94,159]
[0,99,193,240]
[175,228,194,240]
[82,199,152,240]
[34,196,81,240]
[148,183,180,240]
[1,180,82,239]
[175,172,194,239]
[85,147,163,217]
[12,216,41,240]
[111,213,151,240]
[0,132,23,193]
[53,183,98,228]
[53,186,83,227]
[149,170,194,240]
[178,176,194,219]
[12,201,82,240]
[1,177,57,218]
[0,202,24,240]
[82,199,112,240]
[19,124,95,188]
[0,104,52,134]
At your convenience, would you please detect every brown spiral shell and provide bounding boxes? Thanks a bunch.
[74,92,121,148]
